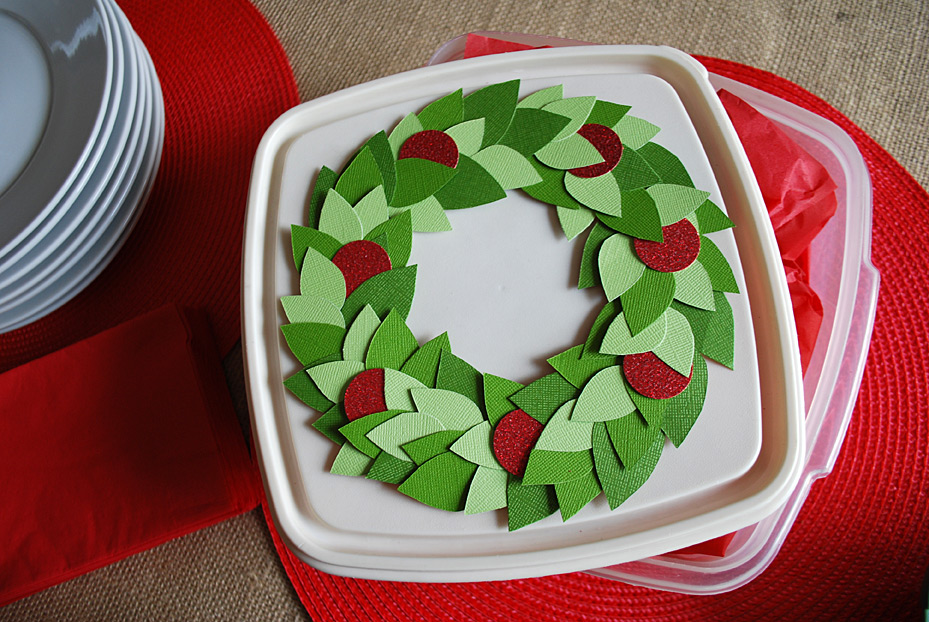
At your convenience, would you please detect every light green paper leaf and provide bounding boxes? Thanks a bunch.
[464,466,509,514]
[330,443,372,476]
[647,184,711,226]
[299,245,347,307]
[308,360,366,403]
[342,304,381,362]
[535,133,604,170]
[601,310,667,356]
[571,366,636,422]
[398,196,453,232]
[564,172,622,217]
[613,115,660,150]
[382,368,427,412]
[445,118,484,157]
[517,85,563,109]
[556,205,594,240]
[471,145,542,190]
[598,233,645,301]
[353,186,389,236]
[411,387,484,430]
[542,96,596,141]
[450,421,502,469]
[339,410,403,458]
[281,295,345,328]
[318,189,363,244]
[673,261,716,311]
[367,411,446,461]
[388,112,424,158]
[536,400,593,452]
[652,308,695,376]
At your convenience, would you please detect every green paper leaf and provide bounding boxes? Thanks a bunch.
[308,360,366,402]
[281,295,345,328]
[367,411,446,461]
[554,470,601,521]
[702,292,735,369]
[417,88,463,131]
[647,184,711,226]
[285,368,335,413]
[299,245,347,307]
[578,222,612,289]
[535,399,594,451]
[465,466,509,514]
[556,205,594,240]
[586,100,631,128]
[445,118,485,157]
[601,310,667,356]
[596,188,663,242]
[391,158,458,208]
[362,131,397,203]
[388,112,424,158]
[506,476,558,531]
[583,300,621,358]
[319,190,364,244]
[292,225,340,272]
[398,196,453,232]
[605,411,660,469]
[382,368,426,412]
[571,366,636,422]
[483,373,525,427]
[565,172,622,217]
[471,145,542,190]
[613,115,660,150]
[434,154,506,210]
[365,309,418,371]
[612,148,660,192]
[411,387,484,430]
[340,410,404,458]
[522,159,584,210]
[698,237,739,293]
[342,304,381,362]
[306,167,338,229]
[626,388,668,427]
[330,443,373,476]
[312,403,348,445]
[599,233,645,301]
[547,345,618,389]
[535,133,603,169]
[523,449,594,485]
[694,199,734,233]
[336,146,383,206]
[398,453,478,511]
[517,85,563,109]
[637,143,694,187]
[281,323,345,367]
[365,209,413,269]
[402,430,466,465]
[450,421,502,469]
[354,186,389,236]
[673,261,716,311]
[436,350,483,407]
[498,108,572,157]
[401,332,452,387]
[366,451,417,484]
[511,373,579,425]
[620,269,676,335]
[661,354,708,447]
[542,96,596,141]
[463,80,520,148]
[342,265,417,324]
[592,423,663,509]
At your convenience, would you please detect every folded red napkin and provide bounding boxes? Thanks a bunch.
[0,305,259,606]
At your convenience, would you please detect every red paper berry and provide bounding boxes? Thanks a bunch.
[623,352,692,399]
[343,368,387,421]
[569,123,624,178]
[633,219,701,273]
[332,240,392,297]
[398,130,459,168]
[493,409,544,477]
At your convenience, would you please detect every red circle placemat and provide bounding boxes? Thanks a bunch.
[0,0,299,373]
[265,56,929,620]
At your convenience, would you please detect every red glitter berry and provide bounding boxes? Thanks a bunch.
[331,240,392,297]
[623,352,692,400]
[493,409,544,477]
[633,219,701,273]
[397,130,459,168]
[343,368,388,421]
[569,123,624,178]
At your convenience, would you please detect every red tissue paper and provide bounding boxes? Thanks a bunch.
[0,305,259,606]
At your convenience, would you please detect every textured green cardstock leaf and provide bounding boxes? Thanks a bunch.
[365,309,419,371]
[542,97,596,141]
[306,166,338,229]
[398,196,453,232]
[366,450,417,484]
[299,245,346,307]
[601,309,667,356]
[362,131,397,204]
[353,186,389,236]
[647,184,711,226]
[522,159,584,210]
[445,118,485,157]
[451,421,502,469]
[341,264,417,324]
[599,233,645,301]
[391,158,457,208]
[547,345,618,389]
[281,295,346,328]
[523,449,594,485]
[694,199,735,233]
[398,452,478,511]
[637,142,694,187]
[698,236,739,293]
[661,354,708,447]
[592,423,663,510]
[417,88,463,131]
[651,308,695,376]
[318,189,364,244]
[434,155,506,210]
[285,368,335,413]
[613,115,660,150]
[401,332,451,387]
[382,368,426,412]
[586,100,631,127]
[596,189,663,242]
[556,205,594,240]
[411,387,484,431]
[565,172,622,217]
[673,261,716,311]
[483,373,525,427]
[517,85,563,109]
[554,470,601,521]
[583,300,620,358]
[308,360,366,403]
[342,304,381,362]
[572,365,636,422]
[367,411,446,461]
[702,292,735,369]
[471,145,542,190]
[291,225,340,272]
[281,322,345,367]
[462,80,519,148]
[312,403,348,445]
[330,443,372,477]
[335,146,383,206]
[402,430,466,465]
[465,466,509,514]
[506,476,558,531]
[436,350,483,407]
[626,390,667,428]
[340,410,403,458]
[611,148,660,192]
[498,108,572,158]
[388,112,424,158]
[511,373,579,425]
[620,269,676,335]
[365,209,413,268]
[605,411,660,469]
[535,133,604,170]
[536,399,594,451]
[578,223,612,289]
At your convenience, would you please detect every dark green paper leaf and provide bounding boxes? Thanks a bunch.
[335,147,383,206]
[483,373,525,427]
[611,149,661,192]
[340,410,404,458]
[523,449,594,485]
[596,189,663,242]
[284,368,334,413]
[306,167,338,229]
[434,155,506,210]
[592,423,664,510]
[401,332,452,387]
[365,309,418,370]
[312,404,349,445]
[398,453,478,511]
[366,451,417,484]
[522,158,584,209]
[436,350,483,408]
[418,89,463,131]
[661,354,709,447]
[402,430,467,465]
[605,411,660,469]
[547,344,619,388]
[694,199,735,233]
[363,131,397,203]
[620,270,676,335]
[391,158,458,208]
[463,80,520,148]
[698,237,740,293]
[578,222,613,289]
[586,100,631,127]
[511,373,579,425]
[498,108,571,157]
[281,322,346,367]
[341,265,417,324]
[554,470,601,521]
[365,209,413,269]
[583,300,621,358]
[291,225,341,272]
[506,475,558,531]
[636,143,694,187]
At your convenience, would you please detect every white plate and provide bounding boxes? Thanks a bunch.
[244,46,805,581]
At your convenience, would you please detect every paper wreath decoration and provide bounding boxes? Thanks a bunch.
[282,81,739,530]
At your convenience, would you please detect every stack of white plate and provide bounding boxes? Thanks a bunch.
[0,0,164,333]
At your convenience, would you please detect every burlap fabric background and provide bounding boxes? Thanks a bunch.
[3,1,926,619]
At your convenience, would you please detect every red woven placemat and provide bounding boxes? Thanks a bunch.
[264,57,929,620]
[0,0,299,373]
